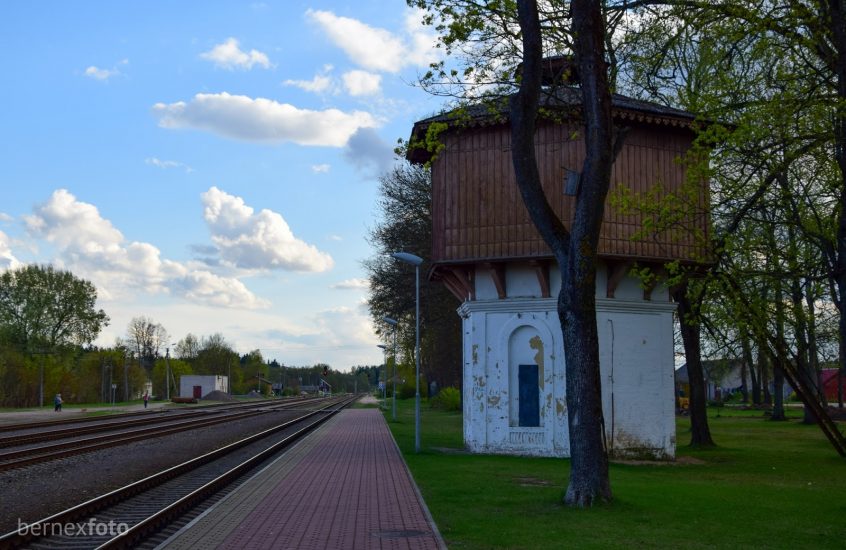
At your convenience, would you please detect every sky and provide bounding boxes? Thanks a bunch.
[0,1,447,370]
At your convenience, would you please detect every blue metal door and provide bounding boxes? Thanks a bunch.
[518,364,539,427]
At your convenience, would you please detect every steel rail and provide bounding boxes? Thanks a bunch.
[0,395,352,549]
[0,410,264,470]
[0,396,292,432]
[0,398,328,472]
[0,396,324,449]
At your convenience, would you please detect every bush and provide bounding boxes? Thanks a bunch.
[430,386,461,411]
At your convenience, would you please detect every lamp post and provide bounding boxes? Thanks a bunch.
[391,251,423,453]
[165,347,171,401]
[383,316,398,421]
[123,351,129,403]
[377,344,387,409]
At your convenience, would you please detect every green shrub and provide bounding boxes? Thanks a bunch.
[430,386,461,411]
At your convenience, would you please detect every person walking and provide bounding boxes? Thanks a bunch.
[54,393,62,412]
[143,392,149,409]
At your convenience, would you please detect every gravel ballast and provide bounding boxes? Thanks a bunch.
[0,407,319,534]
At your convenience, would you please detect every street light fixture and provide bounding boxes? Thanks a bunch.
[383,316,398,421]
[391,251,423,453]
[377,344,388,408]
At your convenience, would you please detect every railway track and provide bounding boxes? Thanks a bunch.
[0,396,320,448]
[0,397,329,472]
[0,394,356,549]
[0,397,288,434]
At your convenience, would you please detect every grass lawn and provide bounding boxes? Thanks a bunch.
[384,399,846,549]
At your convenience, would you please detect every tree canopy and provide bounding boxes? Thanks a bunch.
[364,161,462,391]
[0,264,108,351]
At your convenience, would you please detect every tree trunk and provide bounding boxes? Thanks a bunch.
[740,331,753,404]
[771,364,786,421]
[762,350,772,406]
[673,282,715,447]
[825,0,846,412]
[806,286,825,407]
[749,343,761,405]
[785,212,817,424]
[771,244,787,421]
[511,0,612,507]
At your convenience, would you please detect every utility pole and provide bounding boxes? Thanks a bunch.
[165,348,171,400]
[101,355,106,402]
[39,359,44,408]
[123,352,129,402]
[30,349,51,408]
[392,326,398,420]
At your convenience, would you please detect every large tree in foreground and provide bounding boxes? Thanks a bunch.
[0,264,108,351]
[511,0,614,507]
[410,0,616,506]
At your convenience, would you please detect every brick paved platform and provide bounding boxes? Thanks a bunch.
[159,408,445,549]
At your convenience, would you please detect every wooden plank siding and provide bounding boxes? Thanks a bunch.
[431,120,708,265]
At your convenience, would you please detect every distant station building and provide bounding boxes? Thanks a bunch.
[407,65,708,459]
[179,375,229,399]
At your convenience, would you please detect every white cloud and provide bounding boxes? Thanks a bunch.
[331,278,369,290]
[202,186,334,272]
[306,8,439,73]
[200,38,271,70]
[328,234,343,241]
[84,59,128,81]
[311,164,331,173]
[152,92,378,147]
[23,189,268,309]
[145,157,194,173]
[0,230,21,270]
[177,270,267,308]
[85,66,117,80]
[342,70,382,96]
[284,74,333,93]
[268,305,378,362]
[0,213,13,223]
[313,306,378,351]
[402,9,441,67]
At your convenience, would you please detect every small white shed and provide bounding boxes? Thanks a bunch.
[179,375,228,399]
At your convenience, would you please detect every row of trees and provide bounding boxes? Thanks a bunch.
[0,265,376,407]
[615,1,846,449]
[364,162,462,394]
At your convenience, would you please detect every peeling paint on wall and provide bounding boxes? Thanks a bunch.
[529,335,545,390]
[461,286,676,459]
